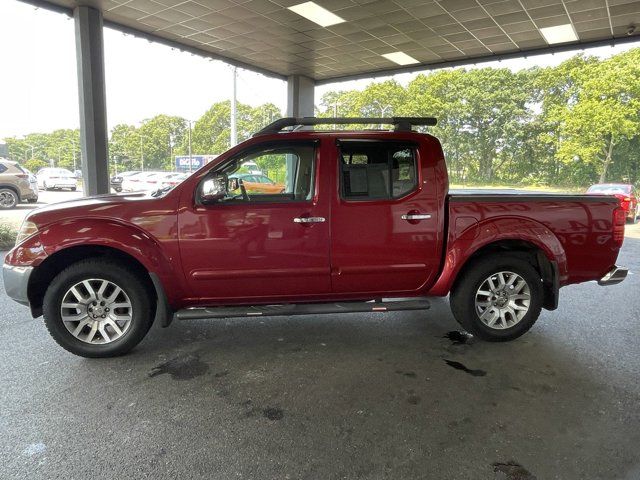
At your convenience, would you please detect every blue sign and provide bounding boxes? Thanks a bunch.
[175,155,219,172]
[175,156,205,171]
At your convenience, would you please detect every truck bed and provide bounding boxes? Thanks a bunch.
[446,192,621,286]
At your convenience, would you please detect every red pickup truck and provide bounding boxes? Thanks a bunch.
[3,117,628,358]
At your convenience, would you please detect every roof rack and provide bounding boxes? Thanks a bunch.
[254,117,437,136]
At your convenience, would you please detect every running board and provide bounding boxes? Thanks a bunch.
[174,298,430,321]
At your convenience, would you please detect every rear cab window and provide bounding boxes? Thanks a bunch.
[338,141,419,201]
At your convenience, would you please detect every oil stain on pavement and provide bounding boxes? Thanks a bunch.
[443,330,473,345]
[492,461,537,480]
[148,353,209,380]
[444,359,487,377]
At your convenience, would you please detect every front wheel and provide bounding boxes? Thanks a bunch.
[43,259,154,357]
[450,255,543,342]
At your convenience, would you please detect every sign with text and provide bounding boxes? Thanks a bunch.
[175,155,218,172]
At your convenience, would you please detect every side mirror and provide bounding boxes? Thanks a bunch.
[200,175,227,203]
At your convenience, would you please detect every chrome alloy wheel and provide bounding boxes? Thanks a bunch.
[475,271,531,330]
[60,279,133,344]
[0,190,16,208]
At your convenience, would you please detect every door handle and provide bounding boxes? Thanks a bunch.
[401,213,432,220]
[293,216,326,224]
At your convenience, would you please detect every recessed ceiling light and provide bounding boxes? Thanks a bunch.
[540,24,578,44]
[381,51,420,66]
[288,2,345,27]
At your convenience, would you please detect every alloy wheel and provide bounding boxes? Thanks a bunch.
[60,278,133,344]
[475,271,531,329]
[0,190,16,208]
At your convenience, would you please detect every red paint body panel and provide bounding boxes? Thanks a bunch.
[5,130,624,310]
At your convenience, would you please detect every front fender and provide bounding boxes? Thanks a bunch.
[427,216,568,296]
[36,218,184,306]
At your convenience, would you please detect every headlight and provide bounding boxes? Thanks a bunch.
[15,220,38,246]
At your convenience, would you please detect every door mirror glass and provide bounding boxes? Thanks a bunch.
[200,175,227,203]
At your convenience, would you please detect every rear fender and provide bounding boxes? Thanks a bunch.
[428,216,568,296]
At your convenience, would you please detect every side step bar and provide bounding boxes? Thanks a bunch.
[174,298,430,321]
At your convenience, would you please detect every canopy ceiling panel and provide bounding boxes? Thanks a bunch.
[23,0,640,82]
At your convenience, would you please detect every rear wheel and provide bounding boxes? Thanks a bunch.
[43,259,154,357]
[450,255,543,341]
[0,188,18,209]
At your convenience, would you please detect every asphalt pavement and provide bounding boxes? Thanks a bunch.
[0,225,639,480]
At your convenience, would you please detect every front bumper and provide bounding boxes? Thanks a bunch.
[2,264,33,305]
[598,265,628,286]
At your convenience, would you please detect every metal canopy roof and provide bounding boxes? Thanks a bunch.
[24,0,640,83]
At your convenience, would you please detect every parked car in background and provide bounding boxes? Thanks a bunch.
[157,172,189,190]
[587,183,638,223]
[0,159,38,209]
[120,171,189,192]
[110,171,139,192]
[229,172,285,194]
[138,172,174,191]
[120,171,148,192]
[36,168,77,191]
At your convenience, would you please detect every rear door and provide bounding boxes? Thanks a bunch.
[330,139,441,295]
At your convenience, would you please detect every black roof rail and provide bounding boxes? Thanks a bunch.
[254,117,437,136]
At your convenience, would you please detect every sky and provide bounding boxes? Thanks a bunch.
[1,0,639,140]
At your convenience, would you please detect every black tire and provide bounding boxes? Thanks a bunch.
[450,254,543,342]
[0,188,18,209]
[71,186,77,191]
[43,259,154,358]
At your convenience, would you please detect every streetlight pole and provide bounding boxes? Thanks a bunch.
[139,132,144,172]
[23,142,35,160]
[188,120,193,174]
[371,100,392,128]
[230,66,237,147]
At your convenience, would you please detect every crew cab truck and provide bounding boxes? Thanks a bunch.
[2,117,629,358]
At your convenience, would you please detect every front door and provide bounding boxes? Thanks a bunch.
[179,140,331,303]
[330,139,441,295]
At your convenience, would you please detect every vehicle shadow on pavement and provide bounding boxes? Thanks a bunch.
[1,236,639,480]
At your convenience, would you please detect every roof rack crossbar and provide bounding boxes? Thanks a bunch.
[254,117,437,136]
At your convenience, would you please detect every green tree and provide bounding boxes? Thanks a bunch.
[556,50,640,183]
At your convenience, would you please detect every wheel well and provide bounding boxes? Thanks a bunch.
[0,184,20,199]
[27,245,157,317]
[452,240,559,311]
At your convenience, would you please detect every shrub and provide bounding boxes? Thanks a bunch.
[0,223,17,250]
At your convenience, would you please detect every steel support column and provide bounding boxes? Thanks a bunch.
[286,75,315,118]
[74,6,109,195]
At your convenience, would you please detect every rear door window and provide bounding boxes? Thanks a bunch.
[339,142,418,201]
